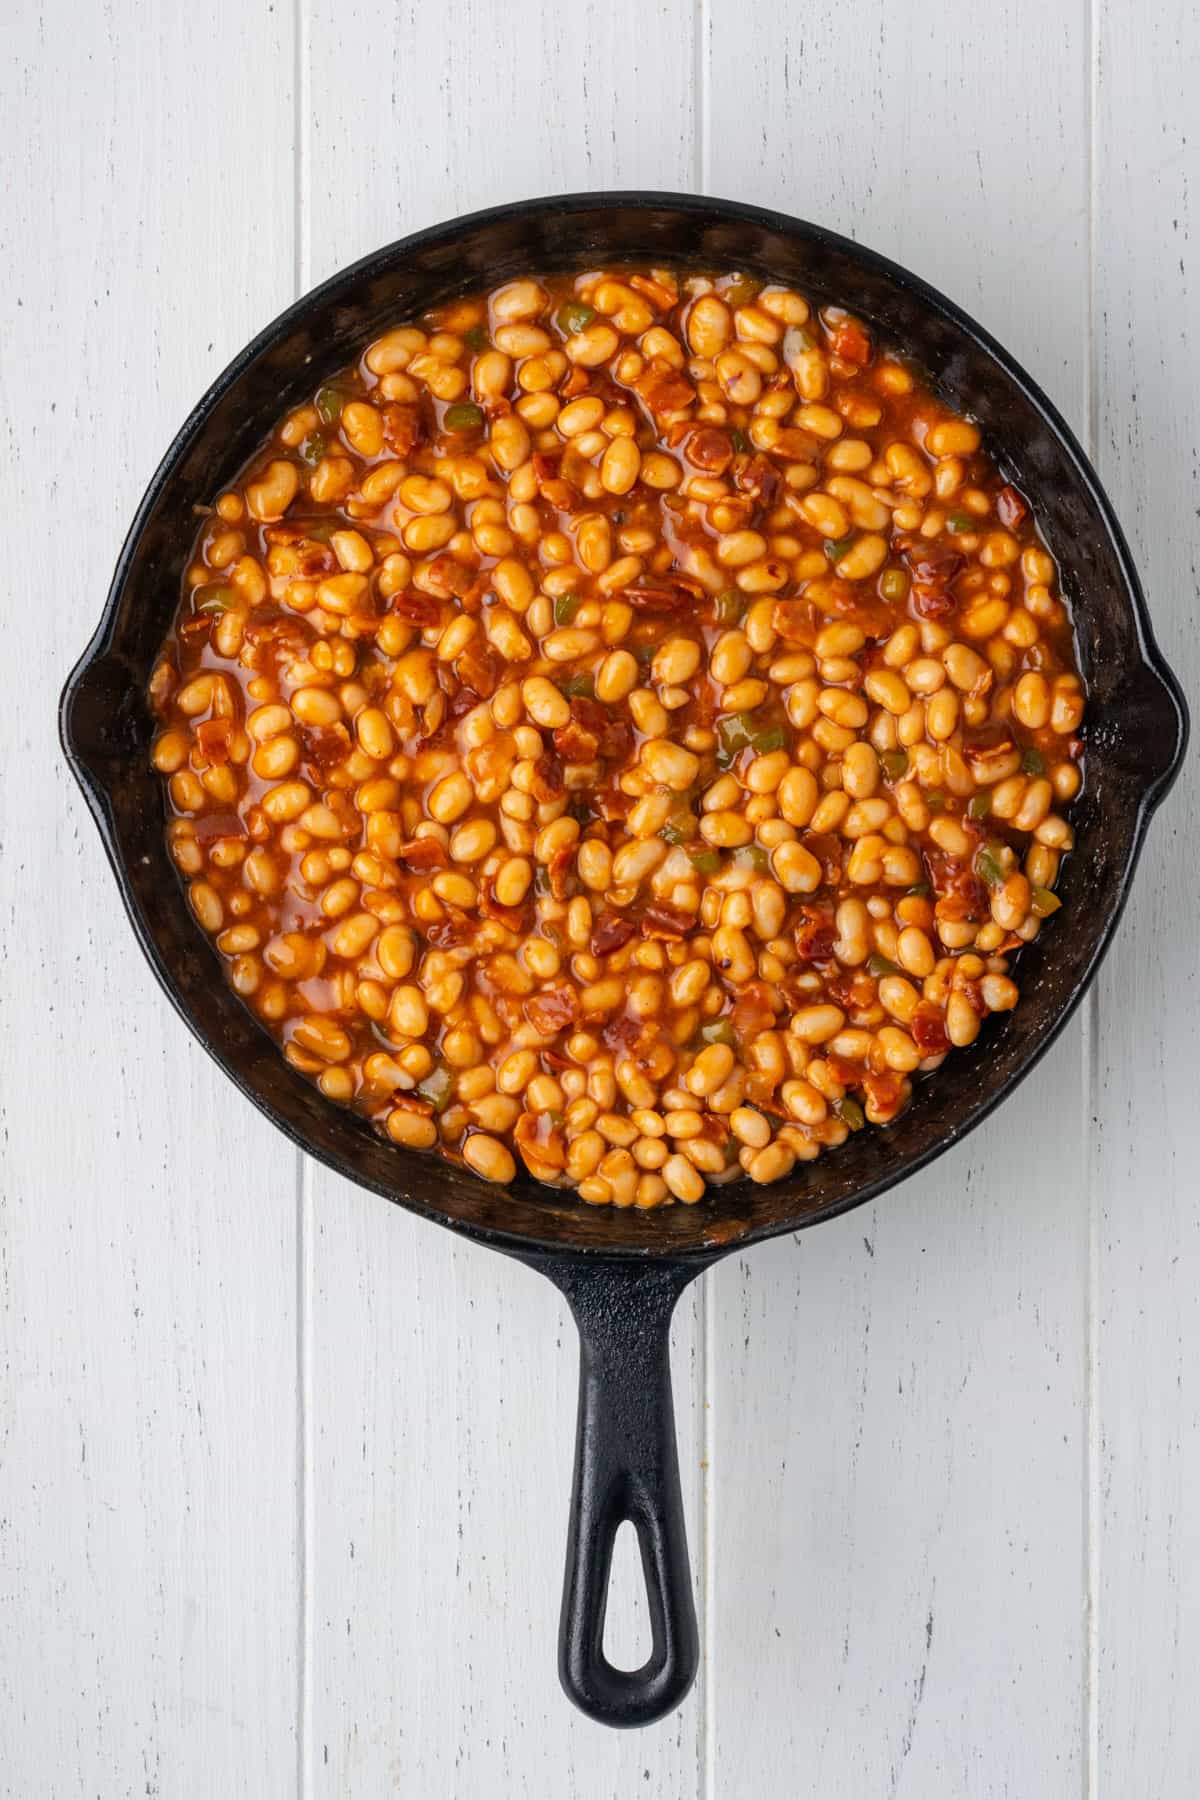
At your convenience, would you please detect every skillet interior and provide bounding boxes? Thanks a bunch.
[60,192,1187,1261]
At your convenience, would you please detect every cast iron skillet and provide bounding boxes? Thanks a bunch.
[60,192,1187,1729]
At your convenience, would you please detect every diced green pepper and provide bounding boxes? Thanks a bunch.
[1031,886,1062,917]
[556,299,595,335]
[717,714,753,754]
[194,583,238,614]
[1021,746,1046,776]
[306,520,336,543]
[906,881,931,897]
[722,274,760,308]
[880,567,910,603]
[444,401,485,433]
[662,815,696,845]
[729,428,749,453]
[701,1019,737,1047]
[734,845,769,873]
[825,535,857,564]
[534,864,553,895]
[925,788,947,812]
[560,671,595,699]
[947,511,975,534]
[968,792,992,821]
[880,749,909,781]
[315,383,351,425]
[867,953,900,977]
[462,324,488,352]
[298,431,327,468]
[712,589,745,625]
[687,846,721,875]
[554,593,581,626]
[417,1065,455,1113]
[634,640,658,664]
[835,1096,866,1130]
[975,843,1006,888]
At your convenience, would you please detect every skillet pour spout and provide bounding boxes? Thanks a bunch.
[60,192,1188,1727]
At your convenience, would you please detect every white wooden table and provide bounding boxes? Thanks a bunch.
[3,2,1196,1793]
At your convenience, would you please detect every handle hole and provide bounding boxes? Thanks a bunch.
[601,1519,652,1673]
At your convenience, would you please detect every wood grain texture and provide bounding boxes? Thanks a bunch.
[702,3,1094,1794]
[0,5,301,1796]
[3,0,1197,1793]
[1092,2,1200,1792]
[300,4,702,1794]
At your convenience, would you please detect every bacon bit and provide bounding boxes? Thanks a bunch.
[603,1013,643,1053]
[389,1092,436,1119]
[730,980,778,1040]
[684,426,735,474]
[300,723,352,771]
[911,1006,951,1055]
[794,912,837,962]
[193,810,248,845]
[594,783,634,822]
[636,358,696,416]
[862,1068,903,1115]
[548,843,577,900]
[514,1112,567,1174]
[455,643,501,700]
[828,315,873,366]
[959,977,986,1015]
[996,484,1029,530]
[194,717,234,764]
[425,908,476,948]
[828,1053,865,1088]
[525,986,579,1035]
[532,449,579,511]
[624,573,706,613]
[554,718,601,763]
[732,452,782,505]
[529,750,565,802]
[641,901,694,941]
[600,716,634,763]
[771,598,817,646]
[629,271,678,311]
[398,836,449,872]
[803,574,894,636]
[178,613,214,648]
[906,545,965,586]
[389,590,443,628]
[773,425,821,461]
[382,404,422,456]
[423,555,476,599]
[912,584,956,619]
[479,879,530,935]
[590,910,637,956]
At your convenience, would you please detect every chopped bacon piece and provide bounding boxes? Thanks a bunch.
[729,980,778,1040]
[554,718,601,763]
[636,359,695,416]
[600,716,633,763]
[594,783,634,823]
[641,902,694,940]
[959,976,986,1015]
[547,843,577,900]
[423,555,476,599]
[455,643,501,700]
[590,910,637,956]
[684,427,734,474]
[911,1006,951,1055]
[828,315,872,366]
[862,1068,904,1116]
[479,880,531,934]
[381,404,422,456]
[732,452,782,505]
[603,1013,642,1052]
[996,485,1028,530]
[425,909,476,948]
[195,717,234,764]
[529,750,565,802]
[389,590,443,627]
[525,986,579,1035]
[624,573,706,614]
[398,836,449,872]
[912,583,956,619]
[300,723,352,771]
[629,272,678,311]
[794,912,837,962]
[194,810,247,845]
[514,1111,567,1174]
[389,1093,435,1119]
[828,1054,865,1088]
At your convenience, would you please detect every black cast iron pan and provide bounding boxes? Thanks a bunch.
[59,192,1187,1728]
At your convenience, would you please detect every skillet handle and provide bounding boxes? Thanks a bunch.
[534,1255,701,1727]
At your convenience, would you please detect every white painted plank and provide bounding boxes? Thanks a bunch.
[702,4,1092,1793]
[1093,3,1200,1792]
[0,4,300,1794]
[300,3,702,1794]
